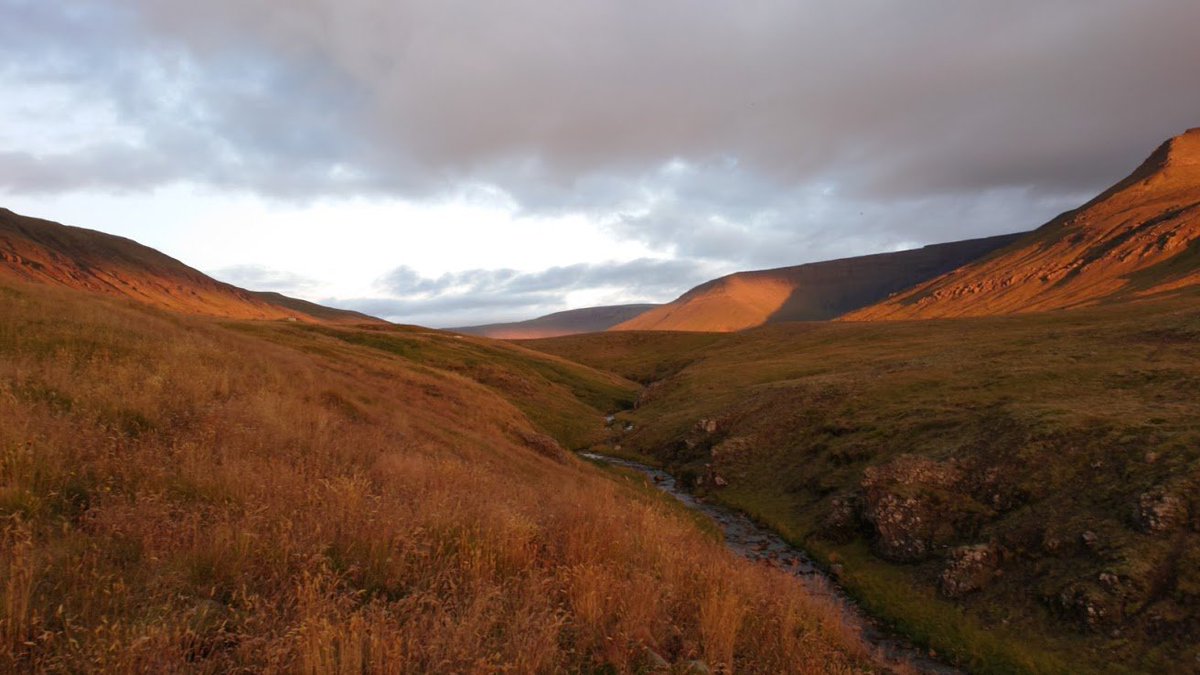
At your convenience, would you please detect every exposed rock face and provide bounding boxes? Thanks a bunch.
[860,455,969,562]
[940,543,1003,598]
[849,128,1200,320]
[1133,487,1190,534]
[610,233,1024,332]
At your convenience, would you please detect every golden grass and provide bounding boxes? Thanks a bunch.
[0,280,871,673]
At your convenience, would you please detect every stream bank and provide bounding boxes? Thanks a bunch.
[580,451,963,675]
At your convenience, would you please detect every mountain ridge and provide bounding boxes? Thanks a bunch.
[611,233,1025,332]
[0,207,383,324]
[847,128,1200,320]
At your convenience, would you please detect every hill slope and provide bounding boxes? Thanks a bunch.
[612,233,1023,332]
[0,265,870,671]
[0,207,378,323]
[528,289,1200,672]
[848,128,1200,320]
[453,303,658,338]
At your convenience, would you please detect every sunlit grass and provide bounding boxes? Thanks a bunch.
[0,280,871,672]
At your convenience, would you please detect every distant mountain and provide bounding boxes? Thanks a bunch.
[453,304,658,338]
[0,207,382,324]
[611,234,1023,332]
[848,128,1200,320]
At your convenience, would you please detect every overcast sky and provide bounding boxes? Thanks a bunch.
[2,1,1199,326]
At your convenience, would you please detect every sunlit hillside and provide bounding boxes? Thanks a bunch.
[0,278,872,672]
[528,290,1200,673]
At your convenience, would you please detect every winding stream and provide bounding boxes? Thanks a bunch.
[580,451,962,675]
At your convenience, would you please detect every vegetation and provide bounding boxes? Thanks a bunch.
[0,281,872,672]
[529,288,1200,673]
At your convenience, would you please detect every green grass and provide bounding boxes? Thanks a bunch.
[528,289,1200,672]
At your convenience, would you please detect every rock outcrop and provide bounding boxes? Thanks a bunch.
[860,455,971,562]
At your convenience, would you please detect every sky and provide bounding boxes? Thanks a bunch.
[2,1,1199,327]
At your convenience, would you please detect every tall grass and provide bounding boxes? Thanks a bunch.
[0,282,870,672]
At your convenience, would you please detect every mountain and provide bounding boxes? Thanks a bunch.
[848,128,1200,320]
[611,233,1024,332]
[452,303,659,338]
[0,207,381,323]
[247,290,383,324]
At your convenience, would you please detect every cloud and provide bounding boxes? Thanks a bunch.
[342,258,713,326]
[209,264,321,294]
[4,0,1199,204]
[3,0,1199,324]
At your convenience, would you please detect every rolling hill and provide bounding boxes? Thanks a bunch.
[848,128,1200,320]
[0,207,379,324]
[0,226,871,671]
[452,303,658,338]
[611,233,1023,332]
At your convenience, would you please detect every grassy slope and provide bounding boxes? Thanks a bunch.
[0,279,870,672]
[528,290,1200,674]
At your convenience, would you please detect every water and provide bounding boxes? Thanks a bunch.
[580,451,963,675]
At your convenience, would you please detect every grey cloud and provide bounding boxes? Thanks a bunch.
[4,0,1199,202]
[3,0,1199,325]
[350,258,714,326]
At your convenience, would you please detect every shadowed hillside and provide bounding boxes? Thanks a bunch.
[849,128,1200,320]
[612,234,1023,332]
[0,208,377,324]
[453,303,658,338]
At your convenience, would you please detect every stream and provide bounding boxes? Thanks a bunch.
[579,451,962,675]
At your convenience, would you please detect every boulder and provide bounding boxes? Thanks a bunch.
[939,542,1003,598]
[1133,487,1190,534]
[860,455,970,562]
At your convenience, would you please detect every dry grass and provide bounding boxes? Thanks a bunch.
[0,281,871,673]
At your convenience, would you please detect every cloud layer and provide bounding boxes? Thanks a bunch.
[4,0,1199,323]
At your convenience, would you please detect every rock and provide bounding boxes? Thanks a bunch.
[820,493,860,543]
[713,474,728,488]
[709,435,749,461]
[1056,583,1122,630]
[939,542,1003,598]
[695,418,719,434]
[1133,487,1189,534]
[1099,572,1121,592]
[682,660,712,675]
[1081,530,1099,549]
[860,455,971,562]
